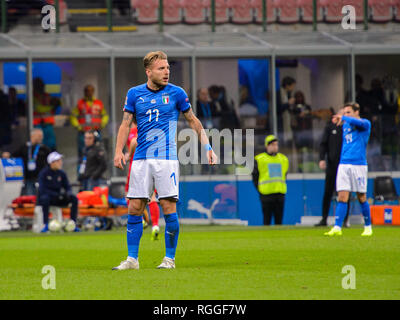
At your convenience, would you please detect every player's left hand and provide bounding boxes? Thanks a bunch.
[332,114,343,126]
[207,149,218,166]
[114,151,126,170]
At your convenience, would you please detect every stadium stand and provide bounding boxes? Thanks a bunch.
[67,0,135,31]
[3,0,400,32]
[320,0,366,23]
[228,0,253,24]
[343,0,365,23]
[369,0,393,23]
[251,0,276,24]
[182,0,207,24]
[131,0,159,24]
[394,0,400,22]
[297,0,323,23]
[46,0,68,24]
[275,0,299,24]
[163,0,183,24]
[213,0,230,24]
[320,0,343,23]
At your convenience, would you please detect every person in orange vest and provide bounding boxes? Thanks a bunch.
[70,84,109,159]
[33,78,60,151]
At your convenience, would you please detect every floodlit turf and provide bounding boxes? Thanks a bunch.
[0,225,399,300]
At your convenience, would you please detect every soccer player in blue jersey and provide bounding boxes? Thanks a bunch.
[324,102,373,237]
[112,51,217,270]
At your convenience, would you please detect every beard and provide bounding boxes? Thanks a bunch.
[150,76,168,89]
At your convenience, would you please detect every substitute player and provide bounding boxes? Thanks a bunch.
[324,103,373,237]
[113,51,217,270]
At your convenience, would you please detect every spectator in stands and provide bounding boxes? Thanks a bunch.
[70,84,109,160]
[208,85,239,130]
[355,74,372,120]
[277,76,296,148]
[38,152,79,233]
[0,88,13,148]
[8,87,26,119]
[196,87,219,129]
[78,130,108,191]
[370,78,399,169]
[252,135,289,225]
[238,85,258,129]
[2,128,51,196]
[33,77,60,151]
[239,86,258,117]
[291,91,313,152]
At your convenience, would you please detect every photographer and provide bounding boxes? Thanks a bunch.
[37,152,79,233]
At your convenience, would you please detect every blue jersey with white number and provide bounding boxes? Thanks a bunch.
[340,116,371,165]
[123,83,191,160]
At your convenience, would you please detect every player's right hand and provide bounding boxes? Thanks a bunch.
[114,151,126,170]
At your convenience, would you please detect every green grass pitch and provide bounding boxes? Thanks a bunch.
[1,225,399,300]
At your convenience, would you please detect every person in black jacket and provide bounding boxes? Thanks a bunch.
[2,128,50,195]
[78,130,107,191]
[196,87,220,130]
[316,109,350,227]
[38,152,79,233]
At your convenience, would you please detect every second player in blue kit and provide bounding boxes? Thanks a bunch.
[325,102,373,237]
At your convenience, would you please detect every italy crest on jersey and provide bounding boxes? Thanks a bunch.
[162,94,169,104]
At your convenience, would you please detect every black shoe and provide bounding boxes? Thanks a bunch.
[314,220,327,227]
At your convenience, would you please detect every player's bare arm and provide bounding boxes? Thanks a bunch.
[183,108,218,165]
[114,112,135,169]
[126,137,137,162]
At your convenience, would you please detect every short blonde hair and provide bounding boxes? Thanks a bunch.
[143,51,168,70]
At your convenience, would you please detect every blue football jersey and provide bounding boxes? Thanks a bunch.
[340,116,371,165]
[123,83,191,160]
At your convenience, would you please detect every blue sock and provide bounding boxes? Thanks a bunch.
[360,201,371,227]
[334,202,348,228]
[164,213,180,260]
[127,215,143,260]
